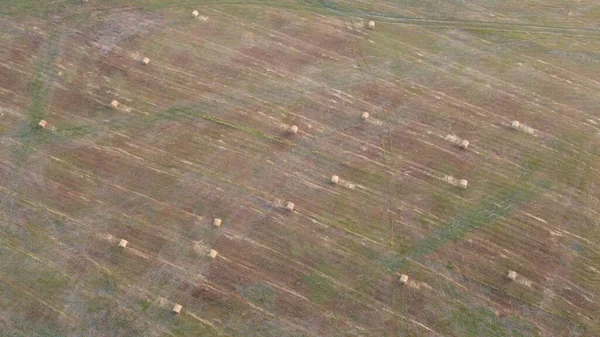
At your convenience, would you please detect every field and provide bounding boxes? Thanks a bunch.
[0,0,599,336]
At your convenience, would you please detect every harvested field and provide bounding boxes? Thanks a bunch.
[1,1,599,336]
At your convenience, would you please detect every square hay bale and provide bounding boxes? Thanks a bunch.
[507,270,517,280]
[209,249,218,259]
[286,201,295,211]
[142,57,150,65]
[289,125,298,134]
[368,21,375,29]
[213,218,222,227]
[192,10,199,18]
[361,111,370,120]
[118,239,128,248]
[110,100,119,109]
[38,120,48,129]
[399,274,409,285]
[172,304,182,314]
[331,175,339,184]
[511,121,520,129]
[460,140,470,149]
[459,179,468,189]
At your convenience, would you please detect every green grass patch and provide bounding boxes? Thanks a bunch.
[310,211,382,245]
[168,321,219,337]
[86,296,111,313]
[409,181,544,258]
[545,131,598,192]
[59,124,100,138]
[87,271,118,296]
[0,0,71,17]
[199,114,287,144]
[431,191,459,219]
[442,305,509,337]
[303,272,336,304]
[83,294,147,336]
[8,29,64,167]
[51,102,289,145]
[139,299,151,311]
[409,153,551,260]
[236,283,278,311]
[380,254,408,272]
[21,32,60,136]
[37,272,70,300]
[336,216,359,232]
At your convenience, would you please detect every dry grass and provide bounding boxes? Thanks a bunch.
[0,1,599,336]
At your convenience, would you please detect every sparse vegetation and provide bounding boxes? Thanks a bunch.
[0,0,598,336]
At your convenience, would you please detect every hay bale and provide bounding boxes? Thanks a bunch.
[38,120,48,129]
[209,249,218,259]
[460,140,470,149]
[192,10,199,18]
[399,274,409,285]
[213,218,222,227]
[459,179,468,189]
[172,304,182,314]
[368,21,375,29]
[110,100,119,109]
[286,202,295,211]
[511,121,520,129]
[142,57,150,65]
[361,111,370,120]
[507,270,517,281]
[118,239,128,248]
[331,175,339,184]
[289,125,298,134]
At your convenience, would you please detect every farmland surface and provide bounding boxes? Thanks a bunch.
[1,1,599,336]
